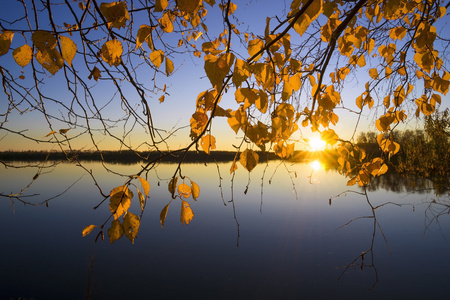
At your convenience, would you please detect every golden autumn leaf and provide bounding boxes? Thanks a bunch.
[137,176,150,197]
[13,44,32,67]
[150,50,164,68]
[109,185,133,220]
[168,177,178,195]
[233,58,251,88]
[123,212,140,243]
[0,31,13,56]
[204,53,235,91]
[101,40,123,67]
[255,90,268,113]
[155,0,168,12]
[108,219,124,244]
[136,24,157,51]
[45,131,57,137]
[82,225,97,237]
[160,203,170,229]
[32,31,56,52]
[137,189,146,212]
[227,107,247,134]
[88,67,101,81]
[230,159,238,174]
[35,48,64,75]
[369,68,378,80]
[59,36,76,67]
[180,200,194,225]
[100,1,130,29]
[159,12,174,33]
[165,57,174,75]
[239,149,259,172]
[178,183,192,198]
[321,129,339,146]
[177,0,202,13]
[248,39,264,61]
[200,134,216,154]
[191,181,200,200]
[59,128,70,134]
[289,73,302,91]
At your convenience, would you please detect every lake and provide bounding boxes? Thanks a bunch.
[1,160,449,299]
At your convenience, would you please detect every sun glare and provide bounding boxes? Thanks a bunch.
[311,160,322,171]
[309,137,326,151]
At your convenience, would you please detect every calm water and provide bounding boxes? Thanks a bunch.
[1,160,449,299]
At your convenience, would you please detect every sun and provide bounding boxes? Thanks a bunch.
[311,160,322,171]
[309,137,326,151]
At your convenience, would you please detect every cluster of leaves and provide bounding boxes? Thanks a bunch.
[1,0,449,243]
[82,173,200,243]
[82,175,149,243]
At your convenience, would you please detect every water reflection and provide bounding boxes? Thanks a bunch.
[1,160,449,299]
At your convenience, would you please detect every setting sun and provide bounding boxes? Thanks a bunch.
[309,137,326,151]
[311,160,322,171]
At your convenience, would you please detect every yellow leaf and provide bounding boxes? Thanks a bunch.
[82,225,97,237]
[180,200,194,225]
[0,31,13,56]
[239,149,259,172]
[256,90,268,113]
[136,25,154,50]
[59,128,70,134]
[35,48,64,75]
[123,212,140,243]
[282,80,293,101]
[233,58,251,88]
[155,0,168,12]
[168,177,178,195]
[60,36,76,67]
[45,131,57,137]
[88,67,101,81]
[369,68,378,80]
[204,53,235,91]
[159,12,174,33]
[137,176,150,197]
[107,219,124,244]
[165,56,174,76]
[13,44,32,67]
[200,134,216,154]
[150,50,164,68]
[191,181,200,200]
[100,1,130,29]
[294,14,311,36]
[101,40,123,67]
[137,189,145,212]
[289,73,302,91]
[32,31,56,52]
[230,159,238,173]
[160,203,170,229]
[178,183,192,198]
[227,107,247,134]
[356,54,366,67]
[177,0,202,13]
[248,39,264,61]
[109,185,133,220]
[321,129,339,146]
[347,177,357,186]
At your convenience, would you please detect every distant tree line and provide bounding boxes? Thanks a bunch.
[357,108,449,193]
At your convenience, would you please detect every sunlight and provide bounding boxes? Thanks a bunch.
[309,137,326,151]
[311,160,322,171]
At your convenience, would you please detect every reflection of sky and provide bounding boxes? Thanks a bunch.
[1,1,449,151]
[1,161,450,299]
